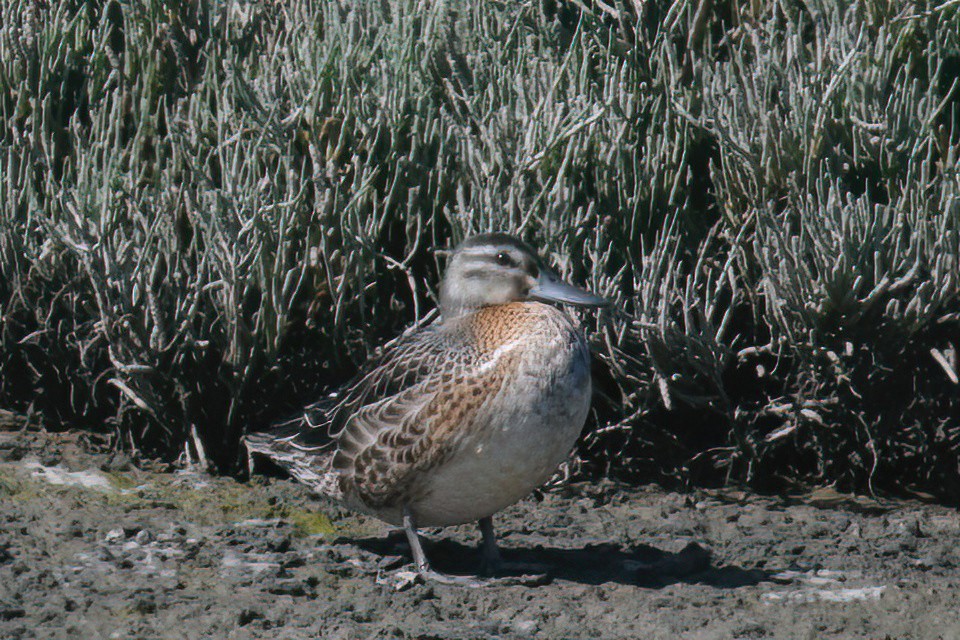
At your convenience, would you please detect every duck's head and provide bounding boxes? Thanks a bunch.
[439,233,608,319]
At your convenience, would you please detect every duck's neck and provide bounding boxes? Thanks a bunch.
[439,301,478,323]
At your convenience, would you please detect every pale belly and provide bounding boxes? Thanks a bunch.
[407,355,591,527]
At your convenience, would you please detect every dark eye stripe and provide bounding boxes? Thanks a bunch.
[461,267,494,279]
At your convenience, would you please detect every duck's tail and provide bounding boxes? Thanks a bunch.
[244,413,343,501]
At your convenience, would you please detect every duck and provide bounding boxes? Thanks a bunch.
[245,232,607,585]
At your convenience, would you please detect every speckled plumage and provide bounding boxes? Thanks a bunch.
[245,233,605,579]
[248,301,590,527]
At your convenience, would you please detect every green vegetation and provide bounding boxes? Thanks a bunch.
[1,1,959,501]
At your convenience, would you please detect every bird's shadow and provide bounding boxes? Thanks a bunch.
[346,532,769,588]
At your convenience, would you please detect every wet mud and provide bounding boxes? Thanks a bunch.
[1,429,958,639]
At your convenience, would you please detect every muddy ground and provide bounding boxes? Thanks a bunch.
[1,427,958,640]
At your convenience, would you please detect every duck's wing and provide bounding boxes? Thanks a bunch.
[244,322,482,500]
[328,324,472,431]
[333,322,520,510]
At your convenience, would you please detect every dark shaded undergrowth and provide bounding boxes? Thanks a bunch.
[1,0,959,501]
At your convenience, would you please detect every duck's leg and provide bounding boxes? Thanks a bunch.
[396,509,501,588]
[376,510,444,590]
[477,516,551,583]
[389,510,546,588]
[402,510,430,573]
[478,515,503,573]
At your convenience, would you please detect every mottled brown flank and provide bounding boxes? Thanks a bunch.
[337,302,548,509]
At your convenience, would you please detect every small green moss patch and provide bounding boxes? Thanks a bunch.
[286,510,336,537]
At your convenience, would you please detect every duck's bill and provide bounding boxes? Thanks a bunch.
[530,271,609,308]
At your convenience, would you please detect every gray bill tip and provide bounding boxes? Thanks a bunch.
[529,271,609,308]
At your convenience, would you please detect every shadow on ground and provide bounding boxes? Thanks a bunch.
[347,532,770,588]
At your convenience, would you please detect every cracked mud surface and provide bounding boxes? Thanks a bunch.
[1,428,958,639]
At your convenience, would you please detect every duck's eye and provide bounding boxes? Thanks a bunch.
[495,251,515,267]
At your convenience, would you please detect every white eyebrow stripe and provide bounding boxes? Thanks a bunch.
[461,245,521,256]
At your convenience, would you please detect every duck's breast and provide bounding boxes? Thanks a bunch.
[409,302,592,527]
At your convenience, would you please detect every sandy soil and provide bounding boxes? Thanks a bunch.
[1,427,958,640]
